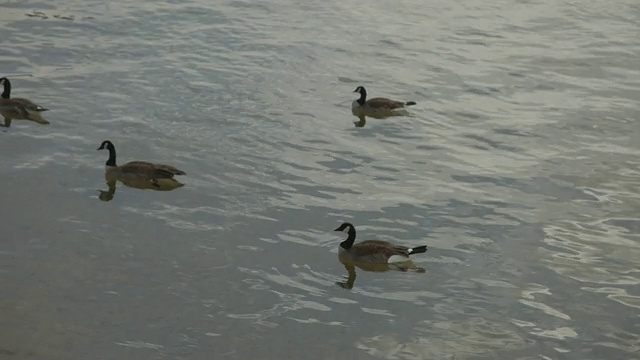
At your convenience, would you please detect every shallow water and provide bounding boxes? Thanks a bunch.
[1,0,639,359]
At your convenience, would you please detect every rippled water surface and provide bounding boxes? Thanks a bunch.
[1,0,639,359]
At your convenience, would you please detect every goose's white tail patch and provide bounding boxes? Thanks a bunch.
[387,254,410,264]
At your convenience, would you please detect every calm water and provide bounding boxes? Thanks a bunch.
[1,0,639,359]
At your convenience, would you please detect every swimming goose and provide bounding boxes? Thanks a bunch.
[97,140,186,180]
[335,222,427,264]
[352,86,416,114]
[0,77,49,127]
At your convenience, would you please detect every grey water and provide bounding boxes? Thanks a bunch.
[1,0,639,359]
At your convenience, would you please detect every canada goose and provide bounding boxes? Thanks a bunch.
[352,86,416,114]
[0,77,49,127]
[97,140,186,180]
[335,222,427,264]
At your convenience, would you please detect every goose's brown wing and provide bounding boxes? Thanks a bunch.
[120,161,184,179]
[119,161,154,173]
[11,97,48,112]
[365,97,406,110]
[155,164,186,176]
[350,240,411,263]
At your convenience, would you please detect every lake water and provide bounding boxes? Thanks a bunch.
[1,0,639,359]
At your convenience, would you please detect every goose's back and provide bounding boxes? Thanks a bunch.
[344,240,411,263]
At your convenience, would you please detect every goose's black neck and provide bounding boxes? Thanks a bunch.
[0,78,11,99]
[105,143,117,167]
[357,88,367,105]
[340,226,357,249]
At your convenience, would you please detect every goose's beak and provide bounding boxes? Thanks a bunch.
[334,227,341,231]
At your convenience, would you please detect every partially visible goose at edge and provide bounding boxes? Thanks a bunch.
[351,86,416,116]
[335,222,427,264]
[97,140,186,184]
[0,77,49,127]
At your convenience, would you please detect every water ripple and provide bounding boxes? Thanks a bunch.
[2,0,639,358]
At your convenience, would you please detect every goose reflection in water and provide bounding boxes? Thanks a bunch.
[337,257,425,290]
[351,109,413,128]
[98,175,184,202]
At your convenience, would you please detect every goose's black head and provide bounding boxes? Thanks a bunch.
[335,222,356,249]
[98,140,117,166]
[0,77,11,99]
[97,140,114,151]
[334,222,354,233]
[353,86,367,105]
